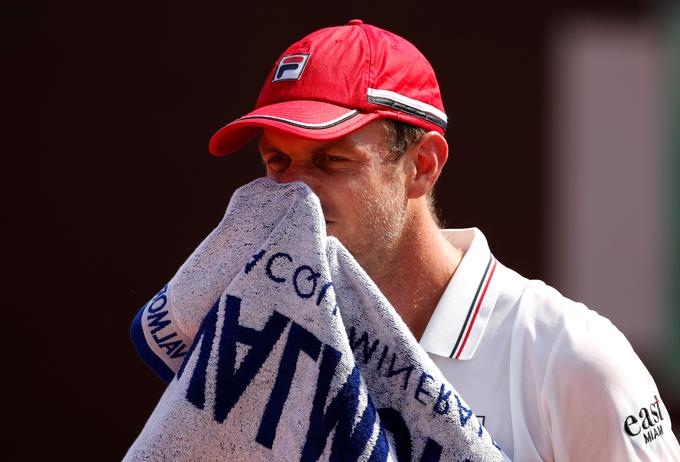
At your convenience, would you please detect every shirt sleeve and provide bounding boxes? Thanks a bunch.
[541,310,680,461]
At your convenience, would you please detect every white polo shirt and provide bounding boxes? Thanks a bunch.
[420,228,680,461]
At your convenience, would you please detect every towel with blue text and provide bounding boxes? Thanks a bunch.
[126,178,509,461]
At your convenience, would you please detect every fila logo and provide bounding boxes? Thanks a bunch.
[273,53,310,82]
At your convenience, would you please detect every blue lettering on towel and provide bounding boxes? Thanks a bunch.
[179,294,387,459]
[245,249,267,274]
[377,408,443,462]
[175,287,497,458]
[256,322,322,448]
[348,326,381,364]
[144,285,188,359]
[182,294,289,421]
[253,250,336,311]
[300,346,380,461]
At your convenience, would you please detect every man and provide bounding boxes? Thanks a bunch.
[206,20,680,460]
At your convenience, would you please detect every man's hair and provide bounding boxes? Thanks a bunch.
[381,118,444,227]
[382,118,426,162]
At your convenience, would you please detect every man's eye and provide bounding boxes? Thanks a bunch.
[322,155,346,163]
[267,156,287,165]
[263,155,290,173]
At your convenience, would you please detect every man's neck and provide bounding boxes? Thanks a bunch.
[371,209,464,341]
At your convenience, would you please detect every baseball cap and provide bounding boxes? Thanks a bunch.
[208,19,448,156]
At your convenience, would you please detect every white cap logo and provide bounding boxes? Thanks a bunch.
[272,53,310,82]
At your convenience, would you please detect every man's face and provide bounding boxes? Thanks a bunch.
[258,119,409,274]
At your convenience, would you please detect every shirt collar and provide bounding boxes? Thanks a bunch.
[419,228,500,360]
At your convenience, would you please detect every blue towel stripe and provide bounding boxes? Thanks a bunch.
[130,305,175,384]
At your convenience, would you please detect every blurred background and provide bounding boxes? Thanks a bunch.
[4,0,679,459]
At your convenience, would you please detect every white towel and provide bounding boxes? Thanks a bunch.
[127,178,509,461]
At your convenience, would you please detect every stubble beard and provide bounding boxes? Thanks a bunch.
[345,181,409,281]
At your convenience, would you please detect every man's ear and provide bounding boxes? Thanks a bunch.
[405,132,448,199]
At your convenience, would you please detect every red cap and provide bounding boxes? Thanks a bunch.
[209,20,448,156]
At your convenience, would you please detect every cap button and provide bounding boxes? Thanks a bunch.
[348,19,364,25]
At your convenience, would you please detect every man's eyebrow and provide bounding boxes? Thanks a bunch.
[259,141,342,156]
[312,144,338,156]
[258,143,282,156]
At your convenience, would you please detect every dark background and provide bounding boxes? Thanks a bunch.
[5,0,671,460]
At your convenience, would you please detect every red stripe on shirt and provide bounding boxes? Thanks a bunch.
[455,258,497,359]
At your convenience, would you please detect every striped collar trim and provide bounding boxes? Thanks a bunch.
[419,228,501,360]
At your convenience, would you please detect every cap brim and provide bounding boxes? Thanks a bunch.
[208,100,381,156]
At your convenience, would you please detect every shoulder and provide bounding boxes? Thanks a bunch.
[506,274,649,397]
[502,271,680,459]
[513,276,643,388]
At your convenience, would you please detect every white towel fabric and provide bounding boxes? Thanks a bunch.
[127,178,509,462]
